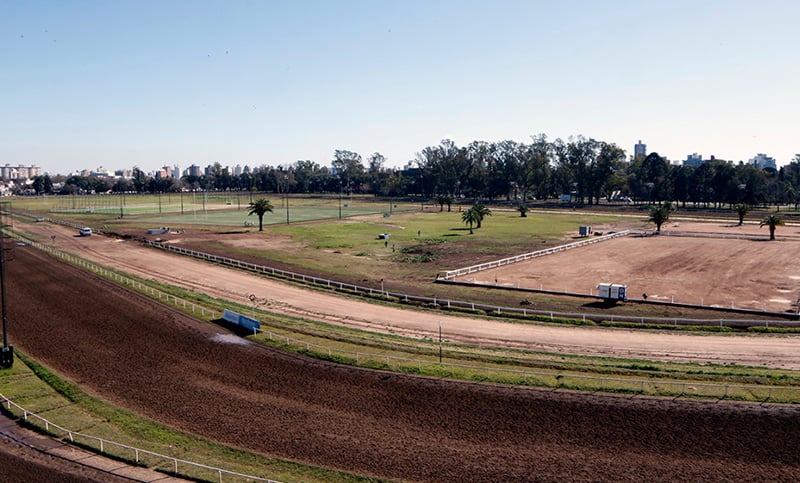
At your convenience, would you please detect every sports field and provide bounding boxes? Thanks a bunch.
[19,192,412,226]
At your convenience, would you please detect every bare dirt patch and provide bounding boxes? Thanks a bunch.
[6,246,800,482]
[466,222,800,312]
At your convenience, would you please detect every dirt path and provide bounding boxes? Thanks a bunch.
[6,246,800,482]
[19,222,800,369]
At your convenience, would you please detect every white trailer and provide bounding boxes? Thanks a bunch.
[597,283,627,301]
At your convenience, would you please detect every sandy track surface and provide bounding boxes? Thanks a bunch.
[6,246,800,482]
[20,222,800,370]
[470,222,800,312]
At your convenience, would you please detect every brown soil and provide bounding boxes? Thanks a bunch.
[0,425,134,482]
[5,246,800,482]
[469,223,800,312]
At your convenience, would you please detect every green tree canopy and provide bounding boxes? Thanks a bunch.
[649,203,671,232]
[248,198,274,231]
[734,203,749,226]
[461,206,479,234]
[472,202,492,228]
[760,214,784,240]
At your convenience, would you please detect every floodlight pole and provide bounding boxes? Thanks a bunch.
[338,180,343,219]
[285,176,290,224]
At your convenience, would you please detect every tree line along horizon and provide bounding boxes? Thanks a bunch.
[24,135,800,209]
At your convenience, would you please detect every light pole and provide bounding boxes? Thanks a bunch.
[285,176,290,224]
[338,179,343,220]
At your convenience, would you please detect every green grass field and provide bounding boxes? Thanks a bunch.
[11,192,415,226]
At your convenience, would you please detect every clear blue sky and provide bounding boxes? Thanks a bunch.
[2,0,798,175]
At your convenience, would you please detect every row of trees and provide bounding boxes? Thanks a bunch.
[649,201,785,240]
[26,136,800,208]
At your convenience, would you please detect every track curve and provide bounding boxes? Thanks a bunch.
[6,245,800,481]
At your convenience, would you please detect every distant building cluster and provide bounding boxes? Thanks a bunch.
[0,164,42,179]
[684,153,704,168]
[633,141,781,171]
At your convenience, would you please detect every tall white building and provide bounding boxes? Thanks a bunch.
[748,153,776,170]
[634,140,647,159]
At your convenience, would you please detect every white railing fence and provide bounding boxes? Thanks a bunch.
[439,230,632,280]
[12,236,218,320]
[143,238,800,329]
[0,392,280,483]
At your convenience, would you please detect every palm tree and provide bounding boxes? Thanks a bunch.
[472,202,492,228]
[461,207,479,234]
[649,204,670,232]
[760,214,784,240]
[734,203,749,226]
[248,198,274,231]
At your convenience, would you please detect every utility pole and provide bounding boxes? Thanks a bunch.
[0,206,13,368]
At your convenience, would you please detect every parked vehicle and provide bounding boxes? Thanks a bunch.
[597,283,626,301]
[79,227,92,236]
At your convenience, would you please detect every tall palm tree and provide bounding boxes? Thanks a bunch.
[760,214,784,240]
[248,198,274,231]
[461,207,479,234]
[472,202,492,228]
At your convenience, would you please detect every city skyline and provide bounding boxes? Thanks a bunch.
[2,1,798,175]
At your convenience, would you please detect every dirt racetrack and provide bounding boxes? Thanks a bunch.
[462,222,800,313]
[5,245,800,481]
[17,221,800,370]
